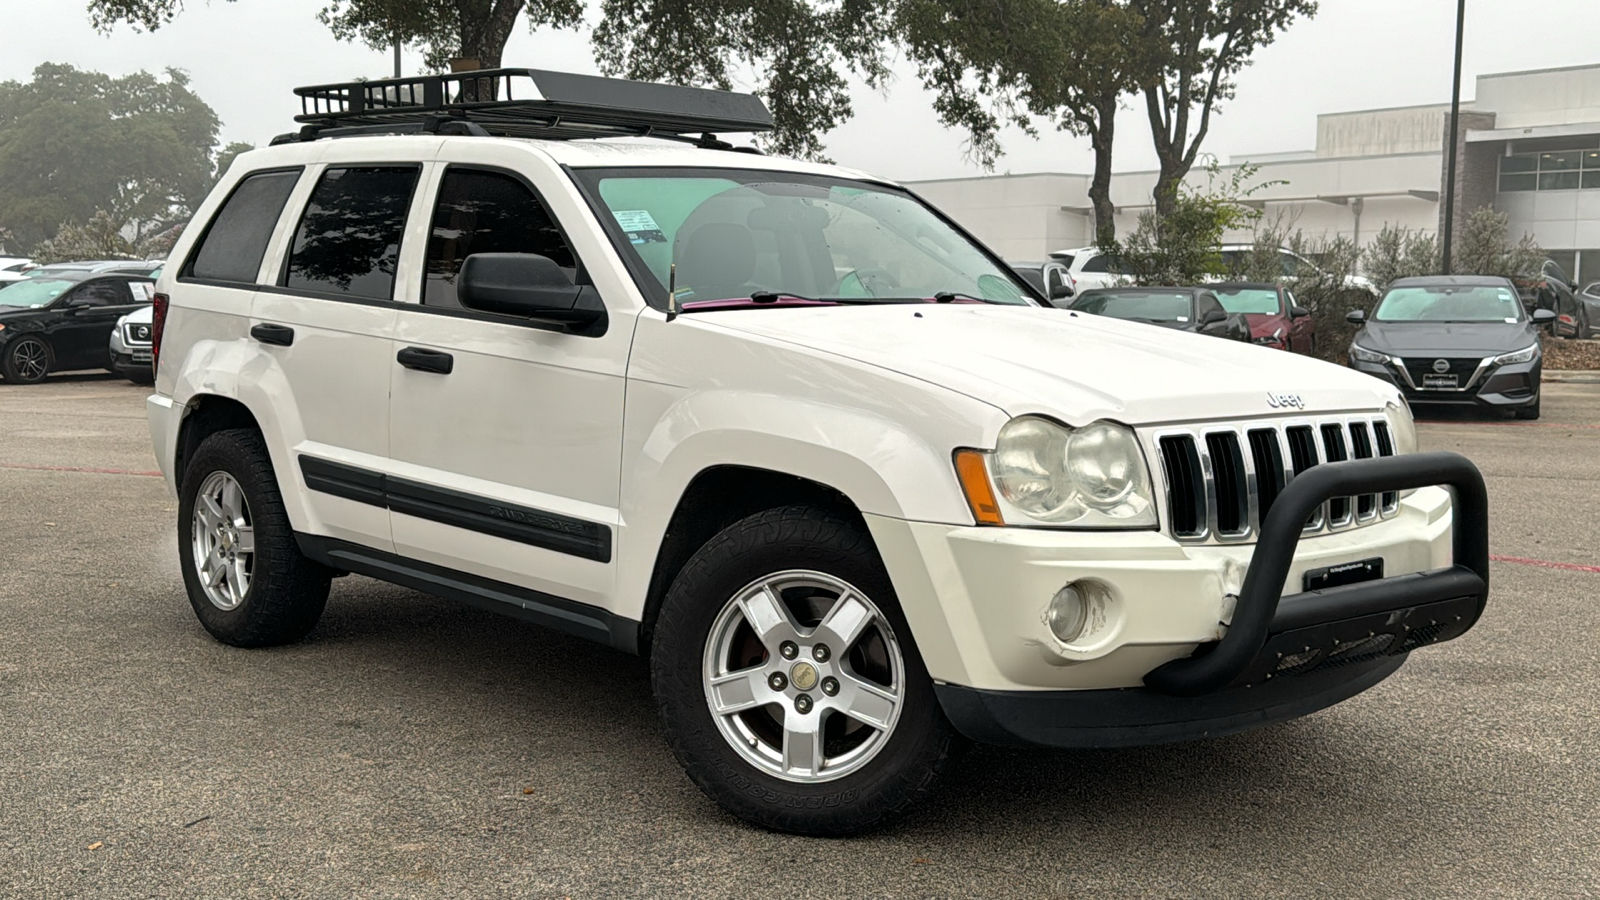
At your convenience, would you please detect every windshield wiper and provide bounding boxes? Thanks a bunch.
[933,291,991,304]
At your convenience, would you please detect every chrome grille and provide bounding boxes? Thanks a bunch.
[1151,415,1401,543]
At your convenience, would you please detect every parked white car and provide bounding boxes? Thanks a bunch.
[109,302,156,384]
[0,257,32,286]
[147,68,1490,836]
[1049,245,1378,296]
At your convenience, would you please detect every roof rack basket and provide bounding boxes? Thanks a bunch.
[283,68,773,144]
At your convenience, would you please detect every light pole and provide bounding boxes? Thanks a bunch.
[1441,0,1466,274]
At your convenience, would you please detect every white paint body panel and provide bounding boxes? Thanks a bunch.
[150,133,1443,695]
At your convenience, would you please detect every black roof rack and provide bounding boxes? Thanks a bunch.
[273,68,773,147]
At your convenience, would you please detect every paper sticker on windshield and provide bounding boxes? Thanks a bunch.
[132,282,155,302]
[612,209,667,245]
[1505,318,1517,323]
[1177,315,1189,322]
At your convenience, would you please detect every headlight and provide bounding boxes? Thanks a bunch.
[1350,344,1391,365]
[1384,399,1417,455]
[1491,344,1538,366]
[985,417,1157,528]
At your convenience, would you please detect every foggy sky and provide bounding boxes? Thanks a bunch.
[5,0,1597,181]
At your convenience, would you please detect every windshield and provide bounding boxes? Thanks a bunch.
[1215,287,1282,315]
[0,278,73,308]
[1375,285,1523,323]
[573,168,1031,308]
[1069,291,1193,322]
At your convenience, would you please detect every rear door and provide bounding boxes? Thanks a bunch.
[385,143,631,610]
[252,160,429,553]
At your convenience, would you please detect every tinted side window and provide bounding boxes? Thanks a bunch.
[1081,255,1109,273]
[71,280,131,306]
[1198,294,1224,318]
[284,166,419,301]
[186,170,301,283]
[425,169,577,308]
[1046,266,1068,294]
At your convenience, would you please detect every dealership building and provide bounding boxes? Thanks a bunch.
[908,63,1600,285]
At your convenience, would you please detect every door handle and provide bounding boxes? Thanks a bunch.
[397,346,453,374]
[250,323,295,347]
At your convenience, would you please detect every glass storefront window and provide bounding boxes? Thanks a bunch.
[1500,153,1538,173]
[1540,171,1582,190]
[1501,148,1600,191]
[1540,151,1582,171]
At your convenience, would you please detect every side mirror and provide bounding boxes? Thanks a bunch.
[1048,282,1074,302]
[65,299,97,314]
[1345,309,1367,324]
[1201,309,1227,326]
[1290,305,1310,318]
[1531,308,1557,324]
[458,253,605,330]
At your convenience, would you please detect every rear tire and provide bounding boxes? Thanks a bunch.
[650,506,957,835]
[2,336,52,384]
[177,428,331,647]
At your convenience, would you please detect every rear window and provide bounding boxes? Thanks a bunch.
[1070,291,1193,322]
[284,166,419,301]
[186,169,301,283]
[1215,288,1282,315]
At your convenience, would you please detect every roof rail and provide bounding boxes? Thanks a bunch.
[277,68,773,146]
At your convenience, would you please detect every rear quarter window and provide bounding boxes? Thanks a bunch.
[184,169,302,284]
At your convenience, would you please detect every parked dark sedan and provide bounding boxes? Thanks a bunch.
[1066,287,1251,342]
[1512,258,1584,338]
[1211,282,1317,354]
[1346,275,1552,419]
[0,272,154,384]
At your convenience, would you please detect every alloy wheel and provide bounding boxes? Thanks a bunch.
[11,338,48,381]
[702,570,905,783]
[190,471,256,611]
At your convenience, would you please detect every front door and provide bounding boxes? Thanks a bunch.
[387,151,630,609]
[52,278,145,369]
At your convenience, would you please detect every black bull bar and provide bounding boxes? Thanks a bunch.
[1143,451,1489,697]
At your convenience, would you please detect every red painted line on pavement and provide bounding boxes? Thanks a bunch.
[1491,554,1600,574]
[0,462,162,477]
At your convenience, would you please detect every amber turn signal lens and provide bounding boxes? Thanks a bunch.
[954,450,1004,526]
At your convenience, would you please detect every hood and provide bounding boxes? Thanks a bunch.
[0,304,48,319]
[1356,320,1536,357]
[692,305,1396,425]
[120,304,155,325]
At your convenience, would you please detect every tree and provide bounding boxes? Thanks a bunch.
[1361,223,1440,290]
[1454,206,1543,280]
[897,0,1157,245]
[1130,0,1316,216]
[0,64,221,252]
[30,209,136,265]
[592,0,894,160]
[1112,160,1265,285]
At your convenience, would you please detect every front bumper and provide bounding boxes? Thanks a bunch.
[869,452,1488,747]
[1350,357,1540,411]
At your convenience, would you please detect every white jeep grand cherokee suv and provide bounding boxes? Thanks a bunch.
[146,69,1489,836]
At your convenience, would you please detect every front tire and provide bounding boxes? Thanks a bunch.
[2,336,52,384]
[650,506,957,836]
[177,428,331,647]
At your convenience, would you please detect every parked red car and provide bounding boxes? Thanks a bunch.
[1212,282,1317,355]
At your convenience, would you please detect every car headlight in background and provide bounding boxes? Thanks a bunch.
[956,417,1157,528]
[1350,344,1392,365]
[1491,344,1538,366]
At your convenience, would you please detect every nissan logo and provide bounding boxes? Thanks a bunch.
[1266,391,1305,410]
[1432,359,1450,374]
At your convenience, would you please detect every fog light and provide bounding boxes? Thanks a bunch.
[1048,583,1089,643]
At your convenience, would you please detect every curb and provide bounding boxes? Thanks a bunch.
[1544,370,1600,384]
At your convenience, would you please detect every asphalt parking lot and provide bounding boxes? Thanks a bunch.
[2,374,1598,899]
